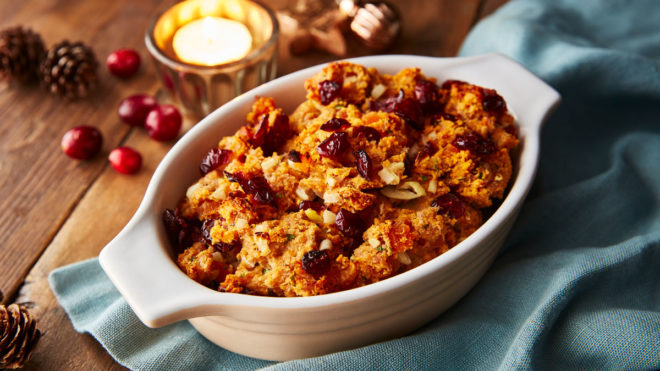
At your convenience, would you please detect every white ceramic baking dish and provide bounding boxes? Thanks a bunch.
[99,54,560,361]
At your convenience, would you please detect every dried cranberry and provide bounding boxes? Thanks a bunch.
[335,208,366,237]
[298,199,324,212]
[416,142,438,162]
[320,118,350,132]
[452,132,495,156]
[200,148,232,175]
[371,90,424,130]
[316,132,350,162]
[319,80,342,105]
[251,114,268,147]
[504,125,518,137]
[354,150,372,180]
[247,177,277,206]
[263,113,292,156]
[202,219,236,253]
[352,126,381,141]
[482,90,506,115]
[251,113,293,156]
[414,79,441,115]
[287,150,302,163]
[440,112,457,122]
[162,208,202,252]
[431,193,465,219]
[302,250,331,278]
[224,171,277,207]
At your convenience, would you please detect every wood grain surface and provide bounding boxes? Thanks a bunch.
[0,0,507,368]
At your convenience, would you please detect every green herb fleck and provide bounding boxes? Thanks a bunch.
[421,175,428,181]
[477,172,483,179]
[286,233,296,241]
[291,272,296,284]
[423,224,430,230]
[262,268,269,274]
[334,104,344,109]
[189,256,195,262]
[377,245,384,252]
[276,193,284,199]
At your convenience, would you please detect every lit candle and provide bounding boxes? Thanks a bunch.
[172,16,253,66]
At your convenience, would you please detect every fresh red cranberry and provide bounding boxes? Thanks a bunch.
[298,199,324,212]
[287,150,302,163]
[200,148,232,175]
[316,132,350,162]
[319,80,341,105]
[335,208,366,237]
[482,89,506,115]
[414,79,441,115]
[302,250,331,278]
[117,94,158,126]
[320,118,350,132]
[452,132,495,156]
[61,126,103,160]
[145,104,182,141]
[108,146,142,174]
[352,126,381,141]
[224,171,277,207]
[106,48,141,78]
[431,193,465,219]
[202,219,237,253]
[416,142,438,162]
[354,149,373,180]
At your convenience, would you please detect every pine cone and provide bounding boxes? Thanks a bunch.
[40,40,98,99]
[0,304,41,369]
[0,26,45,83]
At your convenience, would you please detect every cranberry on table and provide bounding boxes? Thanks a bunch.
[106,48,141,78]
[61,125,103,160]
[145,104,182,141]
[117,94,158,126]
[108,146,142,174]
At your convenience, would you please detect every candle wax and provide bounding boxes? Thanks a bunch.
[173,16,252,66]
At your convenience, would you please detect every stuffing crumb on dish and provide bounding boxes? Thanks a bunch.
[162,61,519,297]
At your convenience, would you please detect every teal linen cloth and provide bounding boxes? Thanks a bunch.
[49,0,660,369]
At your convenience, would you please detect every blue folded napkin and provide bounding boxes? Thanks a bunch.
[50,0,660,369]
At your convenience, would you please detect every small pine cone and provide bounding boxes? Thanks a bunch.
[0,304,41,369]
[0,26,45,83]
[40,40,98,99]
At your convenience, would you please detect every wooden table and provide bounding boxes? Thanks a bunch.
[0,0,506,368]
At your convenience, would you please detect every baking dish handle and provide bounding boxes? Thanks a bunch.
[99,211,224,327]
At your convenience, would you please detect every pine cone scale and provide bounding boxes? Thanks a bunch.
[0,303,41,369]
[0,26,45,83]
[39,40,98,99]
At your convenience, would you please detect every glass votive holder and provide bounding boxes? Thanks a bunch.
[145,0,279,118]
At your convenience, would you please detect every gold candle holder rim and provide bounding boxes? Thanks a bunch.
[144,0,279,73]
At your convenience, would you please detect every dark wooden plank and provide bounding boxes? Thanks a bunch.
[0,0,174,303]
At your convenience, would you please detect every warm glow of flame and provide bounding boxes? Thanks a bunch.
[172,16,252,66]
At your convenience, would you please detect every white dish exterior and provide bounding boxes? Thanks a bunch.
[99,54,560,361]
